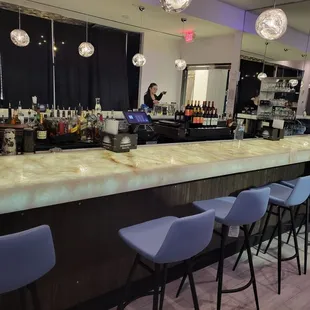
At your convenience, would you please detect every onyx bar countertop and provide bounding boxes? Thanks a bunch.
[1,135,310,215]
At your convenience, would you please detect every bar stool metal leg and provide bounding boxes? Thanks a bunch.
[256,205,274,256]
[159,264,168,310]
[117,254,140,310]
[305,198,309,275]
[277,208,282,295]
[217,225,229,310]
[286,204,302,244]
[289,208,301,275]
[187,260,200,310]
[243,225,259,310]
[175,262,187,298]
[233,222,256,271]
[153,264,160,310]
[19,287,27,310]
[28,282,41,310]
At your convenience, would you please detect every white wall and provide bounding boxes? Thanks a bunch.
[139,32,182,107]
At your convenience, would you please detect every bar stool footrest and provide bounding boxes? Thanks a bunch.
[281,254,297,262]
[222,277,254,294]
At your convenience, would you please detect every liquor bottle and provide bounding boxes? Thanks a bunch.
[18,101,22,113]
[211,101,215,113]
[50,107,54,117]
[68,107,71,117]
[213,108,219,128]
[37,113,47,141]
[198,100,201,108]
[86,121,93,142]
[207,101,211,112]
[27,109,31,124]
[199,108,203,126]
[175,110,180,122]
[0,115,4,124]
[185,100,191,120]
[8,103,12,124]
[208,110,213,128]
[46,104,50,117]
[78,103,82,116]
[62,107,66,118]
[11,109,17,124]
[95,98,101,113]
[56,106,60,117]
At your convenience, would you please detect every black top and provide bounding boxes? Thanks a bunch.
[144,92,163,109]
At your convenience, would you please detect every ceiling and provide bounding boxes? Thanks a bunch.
[3,0,234,38]
[220,0,310,34]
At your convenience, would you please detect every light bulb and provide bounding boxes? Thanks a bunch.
[10,29,30,47]
[132,53,146,67]
[289,79,298,87]
[78,42,95,58]
[160,0,192,13]
[255,8,288,40]
[175,59,187,71]
[257,72,267,81]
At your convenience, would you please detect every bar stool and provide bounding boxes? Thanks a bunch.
[118,210,215,310]
[255,176,310,293]
[0,225,56,310]
[279,178,309,274]
[176,188,270,310]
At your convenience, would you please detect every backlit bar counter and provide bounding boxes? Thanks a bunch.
[1,136,310,309]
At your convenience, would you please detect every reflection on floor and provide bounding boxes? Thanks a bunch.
[114,229,310,310]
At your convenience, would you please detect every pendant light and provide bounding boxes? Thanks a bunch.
[175,18,187,71]
[10,8,30,47]
[258,42,269,81]
[78,19,94,58]
[160,0,192,13]
[132,7,146,67]
[255,1,287,41]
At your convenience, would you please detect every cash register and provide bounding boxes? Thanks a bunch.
[123,111,158,144]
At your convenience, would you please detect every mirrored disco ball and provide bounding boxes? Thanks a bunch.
[78,42,95,58]
[10,29,30,47]
[255,8,287,40]
[160,0,192,13]
[132,53,146,67]
[289,79,298,87]
[257,72,267,81]
[175,59,187,71]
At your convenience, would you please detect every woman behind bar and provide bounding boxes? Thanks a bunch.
[143,83,166,109]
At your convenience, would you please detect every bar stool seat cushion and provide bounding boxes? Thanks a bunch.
[281,179,298,188]
[265,183,293,206]
[194,197,236,225]
[119,217,177,262]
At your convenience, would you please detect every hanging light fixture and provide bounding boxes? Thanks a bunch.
[174,18,187,71]
[160,0,192,13]
[258,41,269,81]
[255,1,288,41]
[10,8,30,47]
[132,7,146,67]
[78,19,94,58]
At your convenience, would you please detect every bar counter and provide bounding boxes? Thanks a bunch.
[1,136,310,310]
[2,136,310,215]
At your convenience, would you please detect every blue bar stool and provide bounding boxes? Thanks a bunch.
[0,225,56,310]
[176,188,270,310]
[279,177,309,275]
[255,176,310,293]
[118,210,215,310]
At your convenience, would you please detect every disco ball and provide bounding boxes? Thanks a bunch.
[78,42,95,58]
[289,79,298,87]
[175,59,187,71]
[160,0,192,13]
[257,72,267,81]
[132,53,146,67]
[10,29,30,47]
[255,8,288,40]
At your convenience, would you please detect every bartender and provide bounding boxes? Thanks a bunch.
[143,83,167,109]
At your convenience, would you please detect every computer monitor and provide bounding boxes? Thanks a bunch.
[123,111,151,125]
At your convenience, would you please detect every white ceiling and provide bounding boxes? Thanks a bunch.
[220,0,310,34]
[2,0,307,61]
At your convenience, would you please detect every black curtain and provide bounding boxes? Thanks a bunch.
[127,32,141,110]
[54,21,90,110]
[90,26,129,110]
[0,9,52,109]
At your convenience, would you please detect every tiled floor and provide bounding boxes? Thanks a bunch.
[117,229,310,309]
